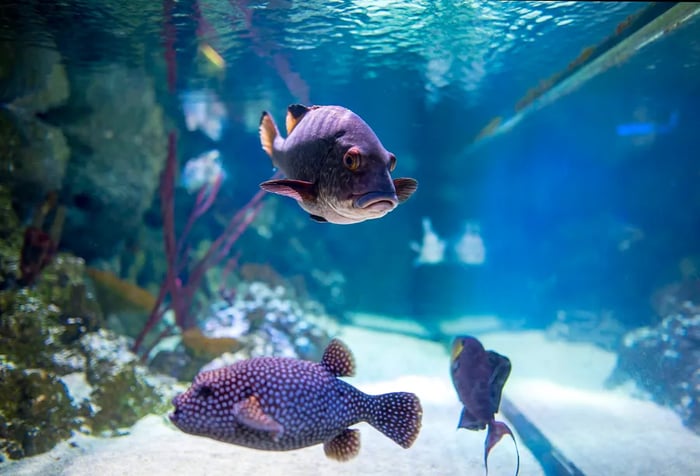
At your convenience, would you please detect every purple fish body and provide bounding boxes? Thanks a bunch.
[258,105,418,224]
[451,336,520,475]
[170,339,422,461]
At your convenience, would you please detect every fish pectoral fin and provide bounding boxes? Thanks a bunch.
[393,177,418,203]
[321,338,356,377]
[309,214,328,223]
[285,104,318,134]
[232,396,284,439]
[259,179,317,203]
[323,428,361,462]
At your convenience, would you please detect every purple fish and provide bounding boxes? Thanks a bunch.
[450,336,520,476]
[170,339,423,461]
[258,104,418,224]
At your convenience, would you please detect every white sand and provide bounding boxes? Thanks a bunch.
[3,325,698,476]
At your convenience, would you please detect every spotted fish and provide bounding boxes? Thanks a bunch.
[450,335,520,476]
[170,339,423,461]
[258,104,418,224]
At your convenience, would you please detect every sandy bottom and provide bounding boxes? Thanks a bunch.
[3,318,699,475]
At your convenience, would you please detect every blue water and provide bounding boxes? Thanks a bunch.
[1,1,700,474]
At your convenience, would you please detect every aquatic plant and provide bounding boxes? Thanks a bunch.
[17,191,65,287]
[131,132,274,356]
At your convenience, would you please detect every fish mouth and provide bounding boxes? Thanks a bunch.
[169,395,182,424]
[352,191,398,213]
[168,411,182,429]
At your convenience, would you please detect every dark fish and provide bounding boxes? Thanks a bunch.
[450,335,520,476]
[258,104,418,224]
[170,339,423,461]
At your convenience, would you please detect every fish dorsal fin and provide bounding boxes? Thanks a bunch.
[323,428,361,461]
[259,112,279,157]
[286,104,312,135]
[321,338,356,377]
[233,395,284,440]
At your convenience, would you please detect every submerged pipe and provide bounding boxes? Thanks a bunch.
[466,2,700,155]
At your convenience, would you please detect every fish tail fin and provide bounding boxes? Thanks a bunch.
[259,111,280,158]
[367,392,422,448]
[485,420,520,476]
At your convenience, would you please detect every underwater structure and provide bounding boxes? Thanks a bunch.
[1,1,700,475]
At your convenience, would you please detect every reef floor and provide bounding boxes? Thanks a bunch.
[3,320,699,476]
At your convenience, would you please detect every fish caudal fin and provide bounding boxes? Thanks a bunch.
[368,392,422,448]
[485,420,520,476]
[259,111,280,158]
[323,428,361,462]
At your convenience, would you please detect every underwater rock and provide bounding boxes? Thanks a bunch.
[607,301,700,434]
[0,288,66,370]
[546,308,628,351]
[0,186,22,288]
[79,329,178,435]
[0,328,179,459]
[0,108,70,209]
[58,63,166,261]
[0,364,82,460]
[0,216,176,458]
[0,40,71,209]
[0,41,69,110]
[35,254,103,343]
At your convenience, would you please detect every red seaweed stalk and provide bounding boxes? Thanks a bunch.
[132,131,276,355]
[134,0,277,357]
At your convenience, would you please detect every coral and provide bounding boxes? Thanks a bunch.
[150,279,339,382]
[86,268,156,316]
[607,300,700,434]
[181,328,243,360]
[197,281,338,374]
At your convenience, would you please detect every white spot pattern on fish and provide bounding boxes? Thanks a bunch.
[170,339,423,461]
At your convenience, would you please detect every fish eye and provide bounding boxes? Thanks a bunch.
[388,155,397,172]
[196,385,214,398]
[342,147,361,171]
